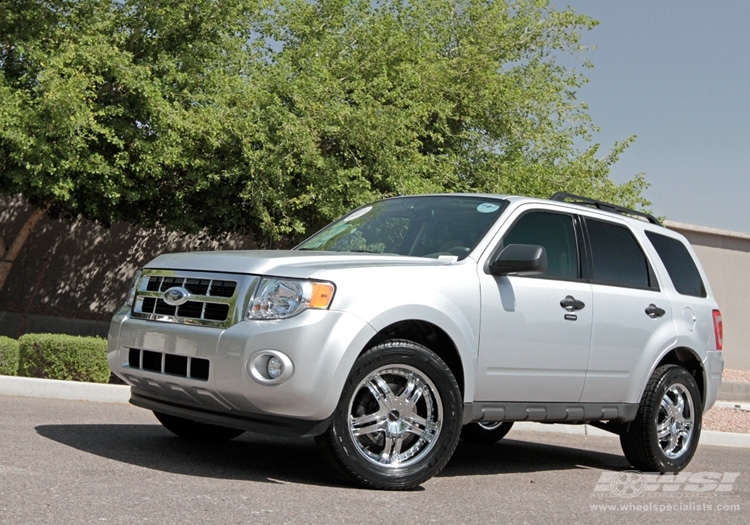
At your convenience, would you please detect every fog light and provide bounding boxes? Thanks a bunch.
[247,351,294,384]
[267,356,283,379]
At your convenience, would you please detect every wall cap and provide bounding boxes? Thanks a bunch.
[665,220,750,241]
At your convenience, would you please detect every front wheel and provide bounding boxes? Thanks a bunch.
[153,412,246,442]
[620,365,702,472]
[316,340,462,490]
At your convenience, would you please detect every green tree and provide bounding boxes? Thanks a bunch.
[0,0,267,288]
[251,0,648,230]
[0,0,648,291]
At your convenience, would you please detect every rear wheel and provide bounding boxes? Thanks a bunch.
[153,412,245,442]
[316,340,462,490]
[460,421,514,444]
[620,365,702,472]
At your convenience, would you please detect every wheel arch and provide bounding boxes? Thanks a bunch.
[363,320,466,399]
[655,347,706,409]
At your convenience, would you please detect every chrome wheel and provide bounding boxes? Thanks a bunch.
[348,364,442,468]
[316,340,462,489]
[657,383,695,459]
[620,364,702,472]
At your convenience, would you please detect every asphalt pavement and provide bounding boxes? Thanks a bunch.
[1,390,747,525]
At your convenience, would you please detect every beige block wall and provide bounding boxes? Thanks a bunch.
[667,221,750,371]
[0,195,259,320]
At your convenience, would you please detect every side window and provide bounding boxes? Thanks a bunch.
[586,219,655,290]
[645,231,706,297]
[501,211,579,280]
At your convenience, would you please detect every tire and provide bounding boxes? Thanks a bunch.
[461,421,514,444]
[620,365,702,472]
[316,340,463,490]
[153,412,246,442]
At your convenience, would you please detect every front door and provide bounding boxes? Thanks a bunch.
[475,209,592,402]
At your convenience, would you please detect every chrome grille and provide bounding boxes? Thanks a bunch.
[131,270,248,328]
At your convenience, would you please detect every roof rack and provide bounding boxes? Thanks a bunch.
[549,192,661,225]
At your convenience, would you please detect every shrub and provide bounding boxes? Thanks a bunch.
[0,336,20,376]
[18,334,109,383]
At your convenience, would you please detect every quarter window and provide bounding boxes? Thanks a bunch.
[645,231,706,297]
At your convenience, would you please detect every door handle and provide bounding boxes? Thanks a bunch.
[645,304,666,319]
[560,295,585,311]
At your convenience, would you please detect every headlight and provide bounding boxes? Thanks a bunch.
[126,270,143,307]
[247,278,335,320]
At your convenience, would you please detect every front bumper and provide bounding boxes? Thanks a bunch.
[108,305,376,435]
[129,391,333,437]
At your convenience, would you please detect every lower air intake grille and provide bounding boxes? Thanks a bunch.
[128,348,209,381]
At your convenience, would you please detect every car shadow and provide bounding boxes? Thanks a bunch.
[443,437,630,478]
[35,423,342,487]
[35,423,629,488]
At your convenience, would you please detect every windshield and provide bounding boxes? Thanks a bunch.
[296,195,508,260]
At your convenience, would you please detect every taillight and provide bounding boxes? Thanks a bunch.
[712,310,723,351]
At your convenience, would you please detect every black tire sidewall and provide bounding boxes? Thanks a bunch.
[327,341,463,489]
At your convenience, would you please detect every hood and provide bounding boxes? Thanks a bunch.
[144,250,456,279]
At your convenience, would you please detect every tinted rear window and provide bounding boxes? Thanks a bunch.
[586,219,655,290]
[645,231,706,297]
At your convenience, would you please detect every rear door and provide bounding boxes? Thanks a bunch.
[579,217,676,403]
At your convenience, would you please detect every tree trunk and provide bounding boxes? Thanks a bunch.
[16,236,60,338]
[0,206,48,292]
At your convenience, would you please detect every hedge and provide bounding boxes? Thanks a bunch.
[18,334,109,383]
[0,336,20,376]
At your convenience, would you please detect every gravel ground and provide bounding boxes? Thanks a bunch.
[702,369,750,434]
[723,368,750,382]
[703,407,750,434]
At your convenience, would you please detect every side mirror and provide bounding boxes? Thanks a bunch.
[489,244,547,276]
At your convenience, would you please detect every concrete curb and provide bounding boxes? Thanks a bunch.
[1,375,748,448]
[0,375,130,404]
[715,400,750,411]
[718,380,750,403]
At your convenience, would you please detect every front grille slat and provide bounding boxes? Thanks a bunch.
[204,303,230,321]
[142,297,157,314]
[159,277,183,292]
[184,278,210,295]
[177,301,204,319]
[208,280,236,298]
[154,299,177,316]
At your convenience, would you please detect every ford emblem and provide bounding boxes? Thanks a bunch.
[163,286,191,306]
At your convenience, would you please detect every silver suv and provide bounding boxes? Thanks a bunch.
[108,193,724,489]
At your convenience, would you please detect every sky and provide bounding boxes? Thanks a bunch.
[557,1,750,233]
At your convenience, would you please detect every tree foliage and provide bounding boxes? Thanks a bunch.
[1,0,649,248]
